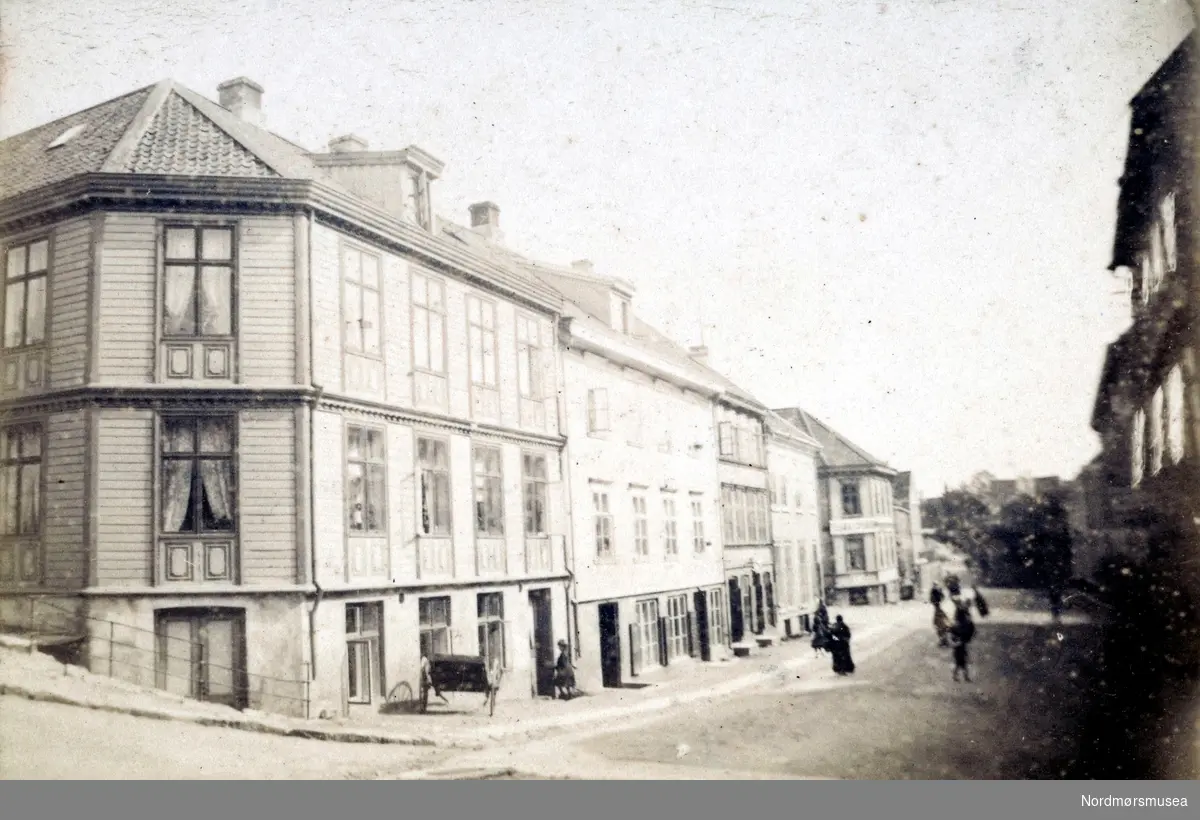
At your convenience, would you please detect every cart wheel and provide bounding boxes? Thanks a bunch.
[387,682,415,711]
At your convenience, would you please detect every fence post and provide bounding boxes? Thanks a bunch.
[108,621,114,677]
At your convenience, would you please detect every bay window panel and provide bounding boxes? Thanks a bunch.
[343,281,364,350]
[429,314,445,372]
[24,277,45,345]
[200,228,233,261]
[198,461,234,531]
[4,282,24,348]
[198,267,232,335]
[165,228,195,259]
[164,267,197,335]
[19,464,40,535]
[0,466,17,534]
[6,247,26,279]
[413,309,430,369]
[361,288,381,355]
[160,460,193,532]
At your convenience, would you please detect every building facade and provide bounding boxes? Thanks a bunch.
[892,471,928,600]
[1090,32,1200,595]
[774,408,900,606]
[764,411,824,635]
[0,77,572,717]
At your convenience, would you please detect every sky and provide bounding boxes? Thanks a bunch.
[0,0,1195,497]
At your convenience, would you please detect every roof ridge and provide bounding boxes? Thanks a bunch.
[170,84,290,176]
[100,79,175,173]
[807,412,886,467]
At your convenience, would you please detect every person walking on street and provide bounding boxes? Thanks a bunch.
[933,602,950,647]
[950,603,976,682]
[811,618,830,657]
[829,615,856,675]
[553,640,577,700]
[930,584,944,608]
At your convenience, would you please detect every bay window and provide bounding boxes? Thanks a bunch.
[160,416,235,536]
[3,238,48,350]
[163,226,234,337]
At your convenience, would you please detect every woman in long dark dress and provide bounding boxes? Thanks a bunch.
[811,619,830,657]
[829,615,855,675]
[949,604,975,682]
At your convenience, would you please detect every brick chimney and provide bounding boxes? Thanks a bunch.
[469,201,504,244]
[328,134,369,153]
[217,77,264,126]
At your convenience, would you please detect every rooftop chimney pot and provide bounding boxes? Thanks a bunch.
[328,134,370,153]
[217,77,264,126]
[469,201,500,228]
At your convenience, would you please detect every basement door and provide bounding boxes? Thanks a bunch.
[156,608,247,710]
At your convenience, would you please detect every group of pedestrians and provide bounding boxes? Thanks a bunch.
[810,600,856,675]
[930,579,987,683]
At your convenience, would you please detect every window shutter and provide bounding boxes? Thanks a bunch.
[629,623,640,677]
[658,616,669,666]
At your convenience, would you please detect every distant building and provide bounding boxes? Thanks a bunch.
[774,409,900,606]
[892,471,927,599]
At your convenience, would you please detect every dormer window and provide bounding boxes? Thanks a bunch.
[404,167,431,230]
[47,124,86,149]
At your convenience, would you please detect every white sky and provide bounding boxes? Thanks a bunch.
[1,0,1194,496]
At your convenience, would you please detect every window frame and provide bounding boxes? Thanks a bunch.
[2,236,51,352]
[476,592,508,670]
[841,481,862,517]
[522,452,549,537]
[417,436,452,536]
[340,242,383,360]
[345,423,387,535]
[161,224,237,340]
[157,414,238,539]
[466,295,499,389]
[418,595,452,658]
[410,271,448,375]
[632,492,649,557]
[690,496,705,553]
[593,489,613,559]
[345,602,383,704]
[405,166,432,230]
[515,313,543,400]
[845,535,867,571]
[587,388,610,433]
[0,421,45,588]
[665,594,689,661]
[662,495,678,556]
[472,444,505,537]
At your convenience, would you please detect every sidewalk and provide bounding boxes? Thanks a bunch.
[0,602,928,751]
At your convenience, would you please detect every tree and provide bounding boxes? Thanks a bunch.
[988,493,1073,588]
[922,490,997,580]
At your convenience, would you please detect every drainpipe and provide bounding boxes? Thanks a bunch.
[556,316,581,657]
[306,379,325,681]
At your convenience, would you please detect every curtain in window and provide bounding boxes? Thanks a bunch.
[164,267,196,335]
[24,277,45,345]
[199,267,232,335]
[4,282,24,348]
[199,461,234,530]
[161,460,193,532]
[18,463,39,534]
[0,465,16,534]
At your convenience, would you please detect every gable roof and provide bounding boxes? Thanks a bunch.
[1,79,561,312]
[771,406,892,472]
[764,409,822,451]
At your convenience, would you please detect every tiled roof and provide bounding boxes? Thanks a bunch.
[124,91,277,177]
[772,407,890,471]
[0,86,154,199]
